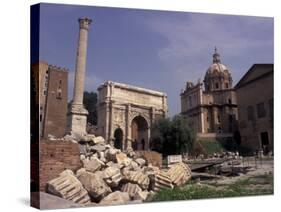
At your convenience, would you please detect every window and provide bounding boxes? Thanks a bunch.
[229,114,235,123]
[260,132,269,146]
[188,96,192,107]
[43,90,47,95]
[225,83,229,89]
[57,90,62,99]
[268,99,273,119]
[217,115,221,123]
[206,116,209,122]
[215,83,219,89]
[257,102,266,118]
[40,114,42,122]
[247,106,255,121]
[228,98,232,104]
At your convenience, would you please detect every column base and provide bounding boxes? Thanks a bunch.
[67,104,88,136]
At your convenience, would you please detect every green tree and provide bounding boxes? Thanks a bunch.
[83,91,98,125]
[150,115,195,156]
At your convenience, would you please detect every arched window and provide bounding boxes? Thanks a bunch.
[215,83,219,89]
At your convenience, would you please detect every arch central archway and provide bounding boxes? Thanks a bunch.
[114,128,123,150]
[131,115,148,150]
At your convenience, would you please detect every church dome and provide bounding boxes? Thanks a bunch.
[206,63,230,75]
[204,47,233,91]
[206,47,231,76]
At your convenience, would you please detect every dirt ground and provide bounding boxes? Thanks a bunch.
[200,157,274,193]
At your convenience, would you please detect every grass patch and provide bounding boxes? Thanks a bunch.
[149,174,273,202]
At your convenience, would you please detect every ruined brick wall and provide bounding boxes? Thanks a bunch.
[43,67,68,138]
[39,140,82,191]
[135,151,162,167]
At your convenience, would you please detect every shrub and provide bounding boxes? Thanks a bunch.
[150,115,195,156]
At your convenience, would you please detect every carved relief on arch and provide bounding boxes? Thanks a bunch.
[113,108,126,127]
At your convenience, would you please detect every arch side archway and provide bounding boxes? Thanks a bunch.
[113,128,123,150]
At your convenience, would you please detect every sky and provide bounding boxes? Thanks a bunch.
[39,3,273,116]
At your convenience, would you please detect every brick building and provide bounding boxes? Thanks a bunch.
[235,64,273,153]
[31,61,68,138]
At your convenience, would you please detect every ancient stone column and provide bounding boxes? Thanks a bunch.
[125,104,132,150]
[73,18,92,105]
[67,18,92,135]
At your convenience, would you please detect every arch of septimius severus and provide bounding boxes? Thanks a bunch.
[97,81,168,151]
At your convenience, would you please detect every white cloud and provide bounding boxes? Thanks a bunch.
[147,14,272,59]
[143,13,273,83]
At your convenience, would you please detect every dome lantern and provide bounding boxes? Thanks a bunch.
[213,46,221,63]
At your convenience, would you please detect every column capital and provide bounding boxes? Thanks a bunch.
[78,17,92,30]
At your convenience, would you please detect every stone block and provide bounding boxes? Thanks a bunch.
[167,162,192,186]
[123,171,150,190]
[92,136,105,144]
[143,164,160,177]
[151,171,173,191]
[130,160,141,171]
[76,168,86,176]
[77,170,111,201]
[63,134,78,143]
[116,152,132,167]
[67,113,88,136]
[80,154,86,160]
[90,144,106,153]
[121,183,142,199]
[135,158,146,167]
[126,148,136,158]
[46,170,91,204]
[97,151,105,159]
[80,135,92,143]
[133,190,149,201]
[105,148,118,161]
[82,157,104,173]
[78,144,87,155]
[100,191,130,205]
[102,166,122,187]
